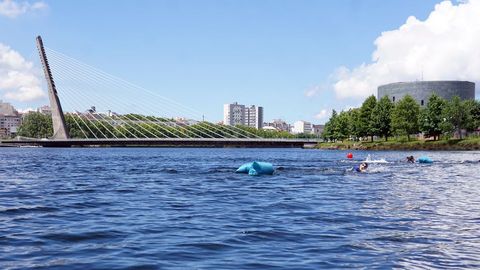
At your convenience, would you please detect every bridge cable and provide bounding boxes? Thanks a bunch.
[48,53,223,139]
[47,52,223,139]
[57,85,116,139]
[46,47,260,139]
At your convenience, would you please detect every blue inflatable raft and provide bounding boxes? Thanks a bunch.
[418,156,433,163]
[236,161,275,176]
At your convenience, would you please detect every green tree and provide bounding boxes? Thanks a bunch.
[347,108,361,141]
[371,96,393,141]
[464,99,480,134]
[419,93,446,140]
[17,112,53,138]
[321,122,332,141]
[359,95,377,141]
[391,95,420,141]
[322,110,338,142]
[229,124,296,139]
[65,114,87,138]
[334,111,350,142]
[442,96,469,139]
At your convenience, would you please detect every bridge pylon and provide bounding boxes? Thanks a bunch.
[36,36,69,139]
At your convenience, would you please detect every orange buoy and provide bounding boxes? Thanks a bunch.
[347,153,353,159]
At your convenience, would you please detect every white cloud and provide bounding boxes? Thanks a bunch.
[0,0,46,18]
[17,107,35,113]
[0,43,46,102]
[332,0,480,100]
[314,109,329,120]
[305,85,321,97]
[343,105,358,111]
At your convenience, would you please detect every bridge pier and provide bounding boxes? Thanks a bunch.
[36,36,69,139]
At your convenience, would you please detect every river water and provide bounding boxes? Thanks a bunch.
[1,148,479,269]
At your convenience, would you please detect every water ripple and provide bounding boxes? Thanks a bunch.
[0,148,479,269]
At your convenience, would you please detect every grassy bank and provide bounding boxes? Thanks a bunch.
[317,137,480,151]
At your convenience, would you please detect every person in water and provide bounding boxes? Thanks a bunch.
[406,156,415,163]
[355,162,368,172]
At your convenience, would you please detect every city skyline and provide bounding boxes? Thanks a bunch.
[1,0,479,124]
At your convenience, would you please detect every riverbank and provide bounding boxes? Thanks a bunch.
[317,137,480,151]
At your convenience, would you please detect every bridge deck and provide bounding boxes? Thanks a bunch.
[1,138,318,148]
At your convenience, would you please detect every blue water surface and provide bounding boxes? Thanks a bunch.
[1,148,479,269]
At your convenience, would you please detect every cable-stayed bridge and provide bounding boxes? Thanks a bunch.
[2,36,316,148]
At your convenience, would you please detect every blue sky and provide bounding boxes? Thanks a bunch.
[1,0,476,123]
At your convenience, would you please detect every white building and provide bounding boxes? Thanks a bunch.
[37,105,52,115]
[245,105,263,129]
[262,126,277,131]
[223,102,263,129]
[291,120,312,134]
[0,101,22,138]
[264,119,290,132]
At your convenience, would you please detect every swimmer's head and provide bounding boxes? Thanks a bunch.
[360,162,368,170]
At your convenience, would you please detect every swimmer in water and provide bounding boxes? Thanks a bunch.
[406,156,415,163]
[355,162,368,172]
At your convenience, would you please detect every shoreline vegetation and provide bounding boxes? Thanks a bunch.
[320,93,480,151]
[15,113,317,140]
[316,137,480,151]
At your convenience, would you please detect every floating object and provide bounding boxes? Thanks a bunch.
[418,156,433,163]
[236,161,274,176]
[248,168,259,176]
[347,153,353,159]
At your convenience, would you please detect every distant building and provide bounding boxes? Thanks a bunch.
[223,102,245,127]
[0,100,22,138]
[223,102,264,129]
[262,126,278,131]
[291,120,312,134]
[264,119,290,132]
[0,115,21,137]
[312,124,325,137]
[378,81,475,106]
[174,117,198,126]
[37,105,52,115]
[245,105,263,129]
[0,101,17,115]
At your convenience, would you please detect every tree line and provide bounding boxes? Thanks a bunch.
[17,113,306,139]
[322,94,480,142]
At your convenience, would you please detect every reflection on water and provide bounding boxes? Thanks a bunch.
[0,148,479,269]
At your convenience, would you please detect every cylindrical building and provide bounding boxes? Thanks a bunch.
[377,81,475,106]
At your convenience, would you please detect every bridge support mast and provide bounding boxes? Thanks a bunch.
[36,36,69,139]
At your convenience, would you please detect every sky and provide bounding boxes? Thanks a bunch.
[0,0,479,124]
